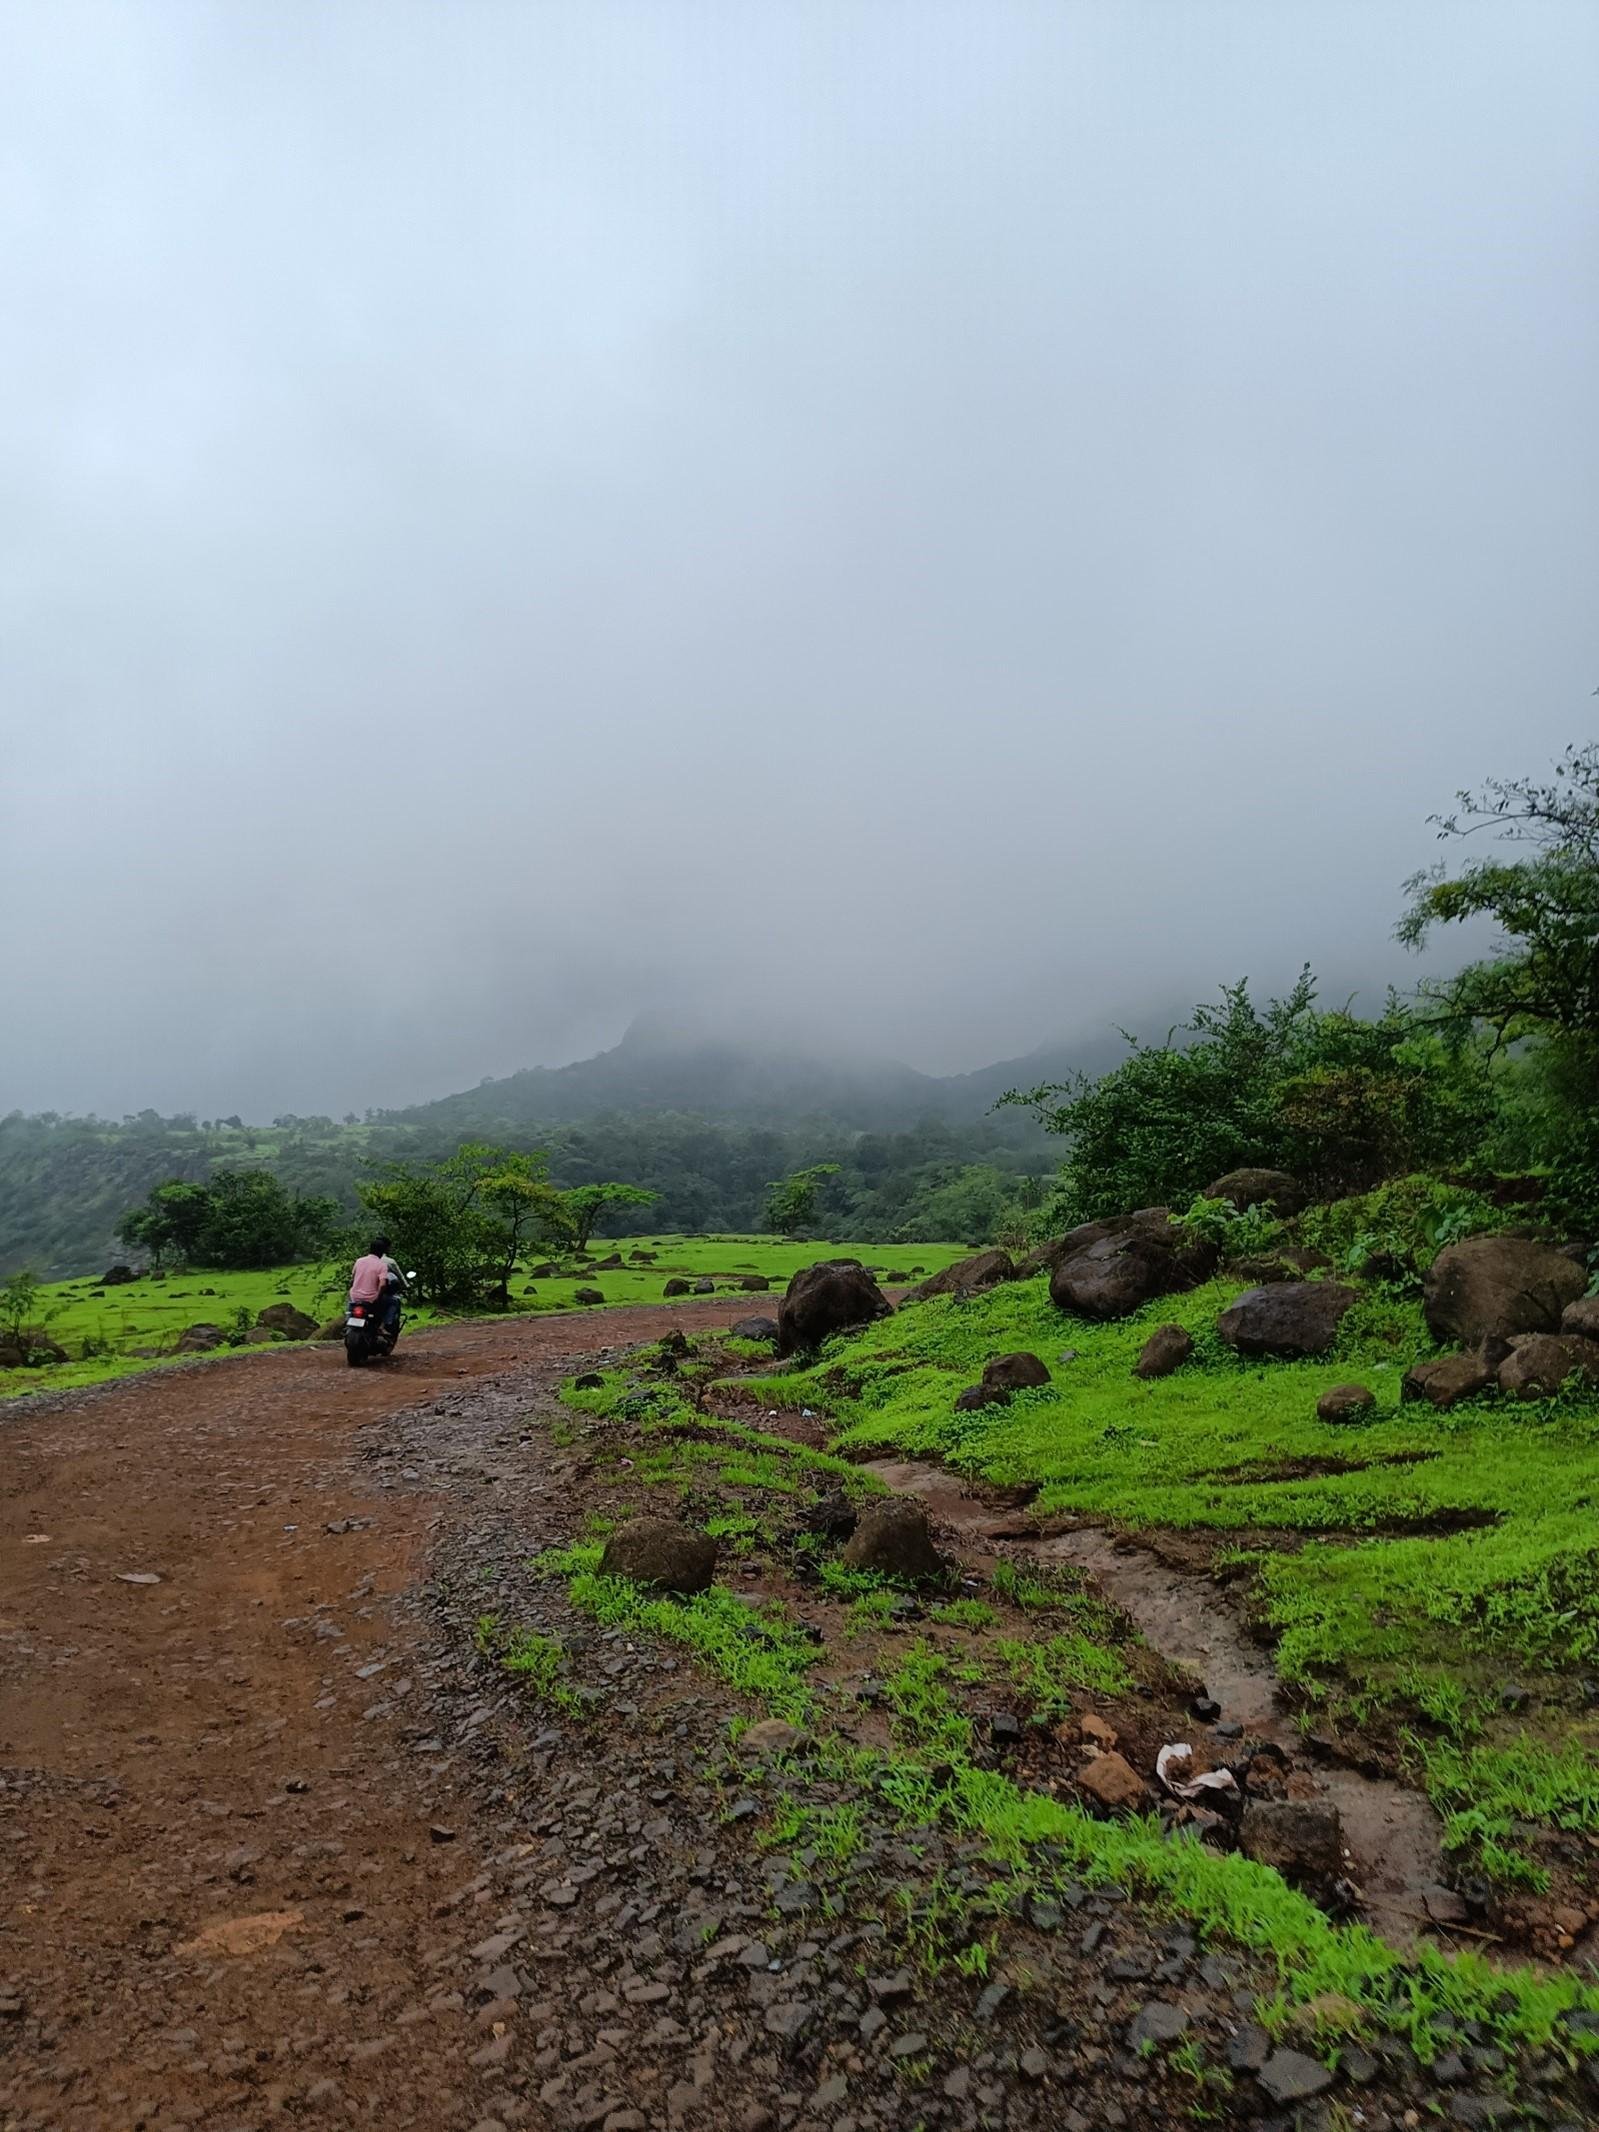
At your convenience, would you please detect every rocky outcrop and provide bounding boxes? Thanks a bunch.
[598,1517,717,1594]
[739,1274,771,1292]
[1204,1168,1306,1216]
[1133,1324,1193,1379]
[100,1264,137,1286]
[1422,1235,1586,1345]
[1562,1295,1599,1342]
[573,1287,605,1305]
[1498,1333,1599,1401]
[1216,1282,1358,1359]
[839,1498,944,1583]
[1050,1213,1217,1322]
[663,1278,692,1297]
[256,1303,317,1339]
[777,1260,892,1356]
[909,1249,1016,1303]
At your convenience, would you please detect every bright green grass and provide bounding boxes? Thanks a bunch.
[749,1278,1599,1725]
[536,1527,1599,2054]
[2,1234,969,1401]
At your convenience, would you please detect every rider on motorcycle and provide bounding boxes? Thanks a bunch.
[350,1235,406,1338]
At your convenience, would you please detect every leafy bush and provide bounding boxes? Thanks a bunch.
[1298,1175,1507,1290]
[1172,1193,1287,1261]
[1013,975,1494,1227]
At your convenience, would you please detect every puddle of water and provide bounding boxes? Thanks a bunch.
[862,1456,1449,1949]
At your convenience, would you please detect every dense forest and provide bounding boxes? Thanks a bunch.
[0,1098,1051,1277]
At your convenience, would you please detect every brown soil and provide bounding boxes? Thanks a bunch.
[0,1304,730,2132]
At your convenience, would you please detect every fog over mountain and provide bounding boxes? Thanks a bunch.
[3,3,1595,1122]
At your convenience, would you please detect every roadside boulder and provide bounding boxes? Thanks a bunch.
[100,1263,137,1286]
[1402,1350,1494,1411]
[909,1249,1016,1303]
[1204,1168,1307,1217]
[599,1517,717,1594]
[1498,1333,1599,1401]
[1239,1799,1344,1893]
[1216,1282,1358,1359]
[256,1303,317,1340]
[241,1326,281,1344]
[730,1315,780,1344]
[1077,1751,1150,1815]
[176,1322,227,1353]
[663,1278,692,1297]
[840,1498,944,1583]
[777,1259,892,1356]
[1316,1382,1376,1424]
[1134,1324,1193,1379]
[1423,1234,1586,1345]
[1563,1295,1599,1342]
[693,1277,715,1294]
[573,1287,605,1305]
[739,1273,771,1292]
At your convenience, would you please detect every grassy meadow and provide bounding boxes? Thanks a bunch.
[0,1234,971,1402]
[747,1273,1599,1895]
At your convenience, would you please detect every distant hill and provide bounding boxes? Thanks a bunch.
[383,1015,1121,1137]
[1,1020,1131,1275]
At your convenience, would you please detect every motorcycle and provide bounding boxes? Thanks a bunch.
[344,1273,417,1368]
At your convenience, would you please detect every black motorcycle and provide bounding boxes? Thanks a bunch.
[343,1273,415,1367]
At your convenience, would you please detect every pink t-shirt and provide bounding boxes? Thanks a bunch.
[350,1253,389,1303]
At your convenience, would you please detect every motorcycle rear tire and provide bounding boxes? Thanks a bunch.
[345,1339,367,1368]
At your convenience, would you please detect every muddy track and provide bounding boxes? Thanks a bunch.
[0,1303,734,2132]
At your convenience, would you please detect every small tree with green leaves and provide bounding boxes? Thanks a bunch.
[560,1182,658,1252]
[764,1162,841,1237]
[0,1270,62,1363]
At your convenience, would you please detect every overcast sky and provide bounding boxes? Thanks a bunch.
[2,1,1595,1119]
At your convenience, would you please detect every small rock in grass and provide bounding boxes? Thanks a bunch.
[739,1719,808,1760]
[1128,2001,1189,2049]
[1317,1382,1376,1424]
[1134,1324,1193,1380]
[979,1351,1051,1396]
[598,1518,717,1595]
[840,1499,944,1584]
[1239,1799,1344,1893]
[573,1371,604,1390]
[1256,2048,1334,2104]
[1076,1751,1149,1814]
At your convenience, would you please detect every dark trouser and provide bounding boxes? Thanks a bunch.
[381,1282,402,1333]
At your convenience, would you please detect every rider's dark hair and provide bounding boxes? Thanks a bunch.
[370,1235,391,1255]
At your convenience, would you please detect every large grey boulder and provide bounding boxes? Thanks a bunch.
[729,1315,779,1344]
[777,1259,892,1356]
[1422,1234,1586,1346]
[1216,1282,1358,1359]
[599,1518,717,1594]
[908,1249,1016,1303]
[176,1322,227,1353]
[955,1351,1052,1410]
[1050,1214,1218,1322]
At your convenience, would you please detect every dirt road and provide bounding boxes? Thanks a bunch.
[0,1307,728,2132]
